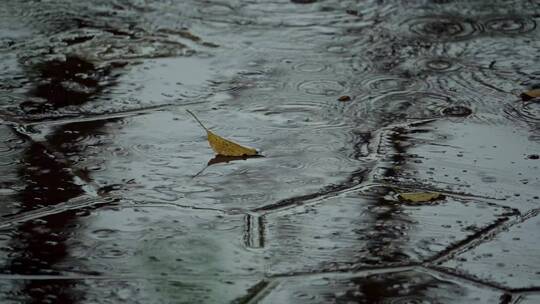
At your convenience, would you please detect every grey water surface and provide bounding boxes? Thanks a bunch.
[0,0,539,303]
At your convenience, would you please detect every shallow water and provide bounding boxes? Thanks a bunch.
[0,0,539,303]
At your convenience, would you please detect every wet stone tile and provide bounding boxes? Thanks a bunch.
[260,269,502,304]
[263,187,509,274]
[0,280,20,304]
[374,120,540,212]
[2,50,206,122]
[0,205,263,278]
[0,277,257,304]
[0,0,539,303]
[0,202,265,301]
[74,56,215,115]
[441,215,540,289]
[35,109,363,212]
[517,294,540,304]
[0,125,29,217]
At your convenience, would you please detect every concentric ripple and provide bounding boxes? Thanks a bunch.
[292,62,327,73]
[483,16,536,34]
[418,57,463,73]
[504,100,540,125]
[441,105,473,117]
[358,91,464,125]
[381,296,429,304]
[297,80,347,96]
[358,75,425,94]
[406,16,480,41]
[252,101,347,130]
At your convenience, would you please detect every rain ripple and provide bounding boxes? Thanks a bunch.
[405,15,481,41]
[356,75,429,97]
[414,57,463,74]
[504,99,540,126]
[404,14,536,42]
[297,80,347,96]
[250,100,347,131]
[0,127,26,166]
[355,91,472,125]
[483,15,536,35]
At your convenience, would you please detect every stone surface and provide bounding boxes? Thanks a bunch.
[441,215,540,289]
[261,269,502,304]
[264,187,510,274]
[0,0,539,302]
[517,294,540,304]
[373,120,540,212]
[0,278,257,304]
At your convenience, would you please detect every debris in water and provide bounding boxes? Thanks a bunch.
[338,95,352,102]
[398,191,444,203]
[520,89,540,101]
[186,110,259,157]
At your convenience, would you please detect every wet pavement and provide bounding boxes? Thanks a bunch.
[0,0,539,303]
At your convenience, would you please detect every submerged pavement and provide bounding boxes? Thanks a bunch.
[0,0,539,303]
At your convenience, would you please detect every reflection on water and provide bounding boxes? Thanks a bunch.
[0,0,539,303]
[260,269,502,303]
[2,55,116,303]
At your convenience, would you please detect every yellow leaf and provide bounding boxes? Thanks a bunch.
[187,110,258,157]
[206,130,258,156]
[398,192,442,203]
[521,89,540,101]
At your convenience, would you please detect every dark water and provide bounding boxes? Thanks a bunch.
[0,0,539,303]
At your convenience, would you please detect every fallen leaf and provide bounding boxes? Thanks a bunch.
[187,110,259,157]
[520,89,540,101]
[398,191,443,203]
[338,95,351,102]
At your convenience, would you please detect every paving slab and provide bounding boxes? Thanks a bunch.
[260,269,502,304]
[516,294,540,304]
[30,108,364,213]
[0,204,264,303]
[0,277,257,304]
[373,120,540,212]
[0,205,263,276]
[264,186,511,274]
[0,126,28,218]
[0,0,539,302]
[440,214,540,289]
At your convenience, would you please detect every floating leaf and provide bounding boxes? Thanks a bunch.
[206,131,258,156]
[398,191,443,203]
[187,110,259,157]
[520,89,540,101]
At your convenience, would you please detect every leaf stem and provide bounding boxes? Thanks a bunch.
[186,109,208,131]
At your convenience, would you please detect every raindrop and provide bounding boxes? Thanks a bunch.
[441,105,473,117]
[484,16,536,34]
[406,16,480,41]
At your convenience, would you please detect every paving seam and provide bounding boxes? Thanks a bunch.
[428,207,540,265]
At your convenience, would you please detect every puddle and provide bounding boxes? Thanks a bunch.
[441,215,540,289]
[264,186,510,274]
[261,269,502,304]
[108,56,215,103]
[0,0,539,303]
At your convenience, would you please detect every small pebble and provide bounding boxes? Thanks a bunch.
[338,95,351,102]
